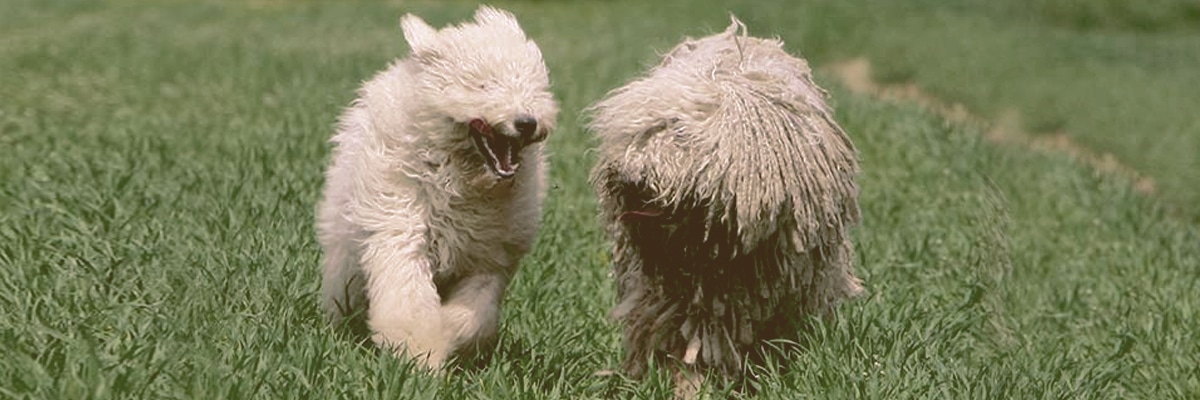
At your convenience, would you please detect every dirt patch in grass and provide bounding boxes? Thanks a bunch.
[827,58,1155,195]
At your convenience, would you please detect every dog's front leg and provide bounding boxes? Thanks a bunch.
[440,272,507,360]
[361,233,449,369]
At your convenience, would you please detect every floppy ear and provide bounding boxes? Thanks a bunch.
[400,14,436,52]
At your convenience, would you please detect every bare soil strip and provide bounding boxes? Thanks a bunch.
[828,58,1155,194]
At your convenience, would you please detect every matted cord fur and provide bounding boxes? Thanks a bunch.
[588,16,864,378]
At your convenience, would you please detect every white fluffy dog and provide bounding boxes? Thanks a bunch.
[316,6,557,368]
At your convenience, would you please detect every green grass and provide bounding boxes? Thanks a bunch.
[1,0,1198,398]
[734,0,1200,219]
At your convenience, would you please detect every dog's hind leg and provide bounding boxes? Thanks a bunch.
[361,231,450,368]
[439,273,508,362]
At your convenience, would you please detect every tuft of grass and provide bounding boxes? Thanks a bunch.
[1,0,1197,398]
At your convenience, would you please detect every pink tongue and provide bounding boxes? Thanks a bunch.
[469,119,491,136]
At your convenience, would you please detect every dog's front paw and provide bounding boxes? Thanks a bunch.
[371,328,450,370]
[441,303,499,348]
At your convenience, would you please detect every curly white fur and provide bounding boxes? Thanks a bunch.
[317,6,557,368]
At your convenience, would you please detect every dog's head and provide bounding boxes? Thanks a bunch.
[588,16,860,250]
[400,6,558,179]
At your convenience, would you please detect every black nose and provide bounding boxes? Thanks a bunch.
[514,115,538,139]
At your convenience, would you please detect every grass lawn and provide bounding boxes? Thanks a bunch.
[1,0,1197,398]
[742,0,1200,220]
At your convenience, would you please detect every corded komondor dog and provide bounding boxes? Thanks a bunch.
[588,16,864,391]
[317,6,557,369]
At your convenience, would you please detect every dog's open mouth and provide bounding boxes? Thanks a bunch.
[469,118,521,178]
